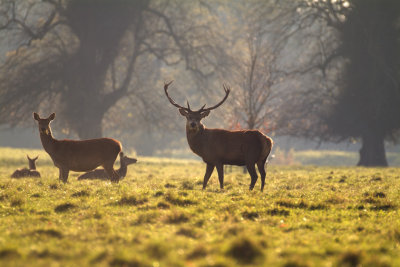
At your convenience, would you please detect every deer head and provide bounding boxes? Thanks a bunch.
[33,112,55,136]
[164,81,230,133]
[120,152,137,166]
[27,155,39,170]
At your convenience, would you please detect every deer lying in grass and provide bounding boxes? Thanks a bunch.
[77,152,137,180]
[33,112,121,183]
[164,81,273,191]
[11,155,41,178]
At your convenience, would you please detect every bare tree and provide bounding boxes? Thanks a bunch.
[0,0,228,139]
[225,0,321,134]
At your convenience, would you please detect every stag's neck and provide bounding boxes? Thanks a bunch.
[117,162,128,178]
[39,131,57,156]
[186,124,207,156]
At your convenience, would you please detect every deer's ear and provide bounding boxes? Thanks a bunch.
[27,155,30,160]
[200,110,210,118]
[48,113,56,121]
[179,108,188,117]
[33,112,40,121]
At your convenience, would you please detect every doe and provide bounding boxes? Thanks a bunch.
[11,155,41,178]
[77,152,137,180]
[33,112,121,183]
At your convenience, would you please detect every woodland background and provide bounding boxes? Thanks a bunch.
[0,0,399,166]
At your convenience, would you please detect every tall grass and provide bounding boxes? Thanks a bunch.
[1,147,400,266]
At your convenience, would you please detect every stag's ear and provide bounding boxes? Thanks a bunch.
[179,108,188,117]
[33,112,40,121]
[48,113,55,121]
[200,110,210,118]
[33,156,39,161]
[27,155,30,160]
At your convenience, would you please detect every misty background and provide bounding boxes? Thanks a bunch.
[0,0,399,166]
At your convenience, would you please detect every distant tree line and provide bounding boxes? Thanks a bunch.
[0,0,399,166]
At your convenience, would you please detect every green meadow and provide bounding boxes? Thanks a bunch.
[1,147,400,266]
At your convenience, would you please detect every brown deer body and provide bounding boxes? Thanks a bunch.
[77,152,137,180]
[164,81,273,191]
[11,155,41,178]
[33,113,122,183]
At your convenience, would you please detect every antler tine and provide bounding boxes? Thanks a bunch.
[164,80,190,111]
[187,100,191,111]
[199,84,231,113]
[223,83,231,93]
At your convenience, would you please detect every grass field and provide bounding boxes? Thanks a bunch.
[1,147,400,266]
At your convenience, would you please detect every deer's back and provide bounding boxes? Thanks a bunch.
[11,168,41,178]
[51,138,122,171]
[77,169,108,180]
[29,170,41,177]
[11,168,29,178]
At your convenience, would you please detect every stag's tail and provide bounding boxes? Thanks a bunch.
[258,133,273,163]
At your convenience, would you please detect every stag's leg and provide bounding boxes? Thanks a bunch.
[203,163,215,189]
[257,158,267,192]
[216,163,224,189]
[246,164,258,190]
[59,168,69,183]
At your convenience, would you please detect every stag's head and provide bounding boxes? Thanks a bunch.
[27,155,38,170]
[33,112,55,136]
[164,81,230,133]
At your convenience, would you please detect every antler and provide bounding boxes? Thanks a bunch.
[164,81,191,111]
[198,84,231,113]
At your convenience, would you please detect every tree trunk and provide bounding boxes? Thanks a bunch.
[73,112,104,140]
[357,133,388,167]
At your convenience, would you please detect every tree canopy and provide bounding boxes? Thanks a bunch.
[0,0,227,138]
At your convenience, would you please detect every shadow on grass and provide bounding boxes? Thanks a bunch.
[241,210,260,220]
[276,199,328,211]
[225,236,264,264]
[30,249,63,259]
[32,229,63,239]
[0,248,20,259]
[71,190,90,197]
[54,203,76,213]
[338,250,363,267]
[164,211,190,224]
[115,195,148,206]
[110,257,150,267]
[267,208,290,216]
[164,192,197,206]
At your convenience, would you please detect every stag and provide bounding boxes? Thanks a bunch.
[164,81,273,191]
[77,152,137,180]
[11,155,41,178]
[33,112,121,183]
